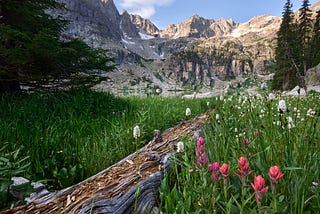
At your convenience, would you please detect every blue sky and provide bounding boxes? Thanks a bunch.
[114,0,319,29]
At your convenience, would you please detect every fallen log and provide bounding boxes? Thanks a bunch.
[2,111,211,214]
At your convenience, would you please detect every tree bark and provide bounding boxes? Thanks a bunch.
[1,111,210,214]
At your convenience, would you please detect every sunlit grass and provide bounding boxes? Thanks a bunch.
[159,93,320,213]
[0,88,210,189]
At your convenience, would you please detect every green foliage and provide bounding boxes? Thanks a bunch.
[0,0,115,93]
[0,143,31,209]
[0,88,210,192]
[273,0,320,91]
[159,94,320,213]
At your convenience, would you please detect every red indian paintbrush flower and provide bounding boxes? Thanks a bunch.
[208,162,221,181]
[195,137,208,166]
[220,163,230,178]
[251,175,268,202]
[237,156,253,176]
[269,166,284,192]
[269,166,284,183]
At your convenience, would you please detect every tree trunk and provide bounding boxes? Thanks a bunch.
[0,78,20,94]
[1,111,211,214]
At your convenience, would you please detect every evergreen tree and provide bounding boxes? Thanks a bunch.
[272,0,299,90]
[298,0,313,77]
[310,9,320,66]
[0,0,114,93]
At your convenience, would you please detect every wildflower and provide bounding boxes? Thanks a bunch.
[286,116,295,129]
[220,163,230,178]
[196,148,208,165]
[268,166,284,192]
[312,181,319,187]
[261,82,267,90]
[251,175,268,202]
[216,114,220,120]
[208,162,220,172]
[243,138,251,145]
[277,100,287,114]
[196,136,204,147]
[237,156,253,176]
[186,107,191,117]
[176,141,184,153]
[133,125,140,139]
[209,162,221,181]
[196,137,208,166]
[268,93,276,101]
[307,108,315,117]
[254,130,259,136]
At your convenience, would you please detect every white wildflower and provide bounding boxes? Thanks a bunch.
[277,100,287,113]
[133,125,140,139]
[307,108,315,117]
[287,116,295,129]
[268,93,276,101]
[261,82,267,90]
[216,114,220,120]
[176,141,184,153]
[185,108,191,117]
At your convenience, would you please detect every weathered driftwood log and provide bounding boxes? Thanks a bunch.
[2,111,211,214]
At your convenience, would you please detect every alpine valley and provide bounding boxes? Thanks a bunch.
[51,0,320,96]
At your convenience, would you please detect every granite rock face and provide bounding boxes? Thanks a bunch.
[48,0,320,93]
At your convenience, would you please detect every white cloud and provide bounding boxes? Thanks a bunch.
[119,0,174,18]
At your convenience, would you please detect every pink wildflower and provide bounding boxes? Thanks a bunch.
[196,149,208,165]
[196,137,205,147]
[243,138,251,145]
[220,163,230,178]
[268,166,284,192]
[237,156,253,176]
[251,175,268,202]
[208,162,220,181]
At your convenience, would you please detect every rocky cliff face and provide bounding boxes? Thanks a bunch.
[52,0,123,41]
[129,14,160,36]
[48,0,320,94]
[160,15,236,38]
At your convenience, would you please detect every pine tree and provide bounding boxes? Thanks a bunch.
[0,0,114,93]
[272,0,299,90]
[310,9,320,66]
[298,0,313,77]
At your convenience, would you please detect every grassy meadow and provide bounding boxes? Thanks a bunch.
[159,93,320,213]
[0,89,210,191]
[1,88,319,213]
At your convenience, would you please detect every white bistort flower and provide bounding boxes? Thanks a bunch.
[268,93,276,101]
[133,125,140,139]
[216,114,220,120]
[307,108,315,117]
[286,116,295,129]
[176,141,184,153]
[277,99,287,113]
[185,108,191,117]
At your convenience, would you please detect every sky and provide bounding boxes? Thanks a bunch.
[114,0,319,29]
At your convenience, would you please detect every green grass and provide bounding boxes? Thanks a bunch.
[159,94,320,213]
[0,88,211,191]
[1,89,319,213]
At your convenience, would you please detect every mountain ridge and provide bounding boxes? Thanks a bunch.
[50,0,320,96]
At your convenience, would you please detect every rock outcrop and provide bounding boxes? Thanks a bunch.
[47,0,320,93]
[52,0,123,41]
[160,15,236,39]
[130,14,160,36]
